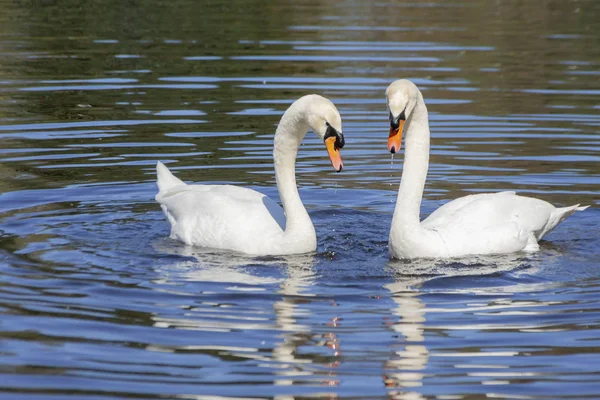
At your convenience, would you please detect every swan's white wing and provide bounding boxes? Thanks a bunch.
[422,191,515,228]
[421,192,557,255]
[156,184,286,253]
[423,192,553,233]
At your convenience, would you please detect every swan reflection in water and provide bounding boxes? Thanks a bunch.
[383,253,542,399]
[151,242,342,394]
[152,240,546,398]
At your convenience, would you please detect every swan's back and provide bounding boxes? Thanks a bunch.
[155,163,287,254]
[420,191,586,256]
[422,192,554,237]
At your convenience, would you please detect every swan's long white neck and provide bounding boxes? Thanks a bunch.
[393,95,430,228]
[273,100,314,238]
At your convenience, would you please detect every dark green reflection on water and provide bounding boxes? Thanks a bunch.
[1,0,599,200]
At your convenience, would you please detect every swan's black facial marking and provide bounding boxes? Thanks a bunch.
[389,106,407,130]
[324,122,345,150]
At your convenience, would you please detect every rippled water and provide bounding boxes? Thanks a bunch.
[1,0,599,398]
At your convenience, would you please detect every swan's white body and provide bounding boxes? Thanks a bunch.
[386,79,588,259]
[156,94,344,256]
[155,172,298,255]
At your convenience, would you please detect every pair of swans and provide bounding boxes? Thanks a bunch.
[156,80,587,259]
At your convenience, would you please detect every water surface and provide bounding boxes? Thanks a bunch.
[1,0,599,399]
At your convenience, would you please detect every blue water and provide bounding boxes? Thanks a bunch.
[1,0,599,398]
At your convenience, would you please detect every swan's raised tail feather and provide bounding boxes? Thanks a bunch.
[156,161,185,192]
[538,203,589,240]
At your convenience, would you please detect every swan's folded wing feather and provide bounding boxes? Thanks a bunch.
[422,192,510,229]
[422,191,552,235]
[419,192,562,256]
[156,184,286,248]
[438,220,532,256]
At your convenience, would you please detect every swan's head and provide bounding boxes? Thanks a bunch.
[304,95,345,172]
[385,79,420,153]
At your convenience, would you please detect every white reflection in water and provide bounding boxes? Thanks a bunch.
[151,242,334,392]
[382,253,549,399]
[272,256,317,395]
[151,240,561,396]
[152,243,299,286]
[383,276,428,400]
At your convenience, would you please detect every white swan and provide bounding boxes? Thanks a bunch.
[385,79,588,259]
[155,94,345,256]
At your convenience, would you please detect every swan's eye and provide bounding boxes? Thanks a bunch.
[389,107,407,130]
[398,108,406,121]
[324,122,345,149]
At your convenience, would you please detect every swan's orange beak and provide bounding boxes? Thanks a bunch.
[325,136,343,172]
[388,120,404,153]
